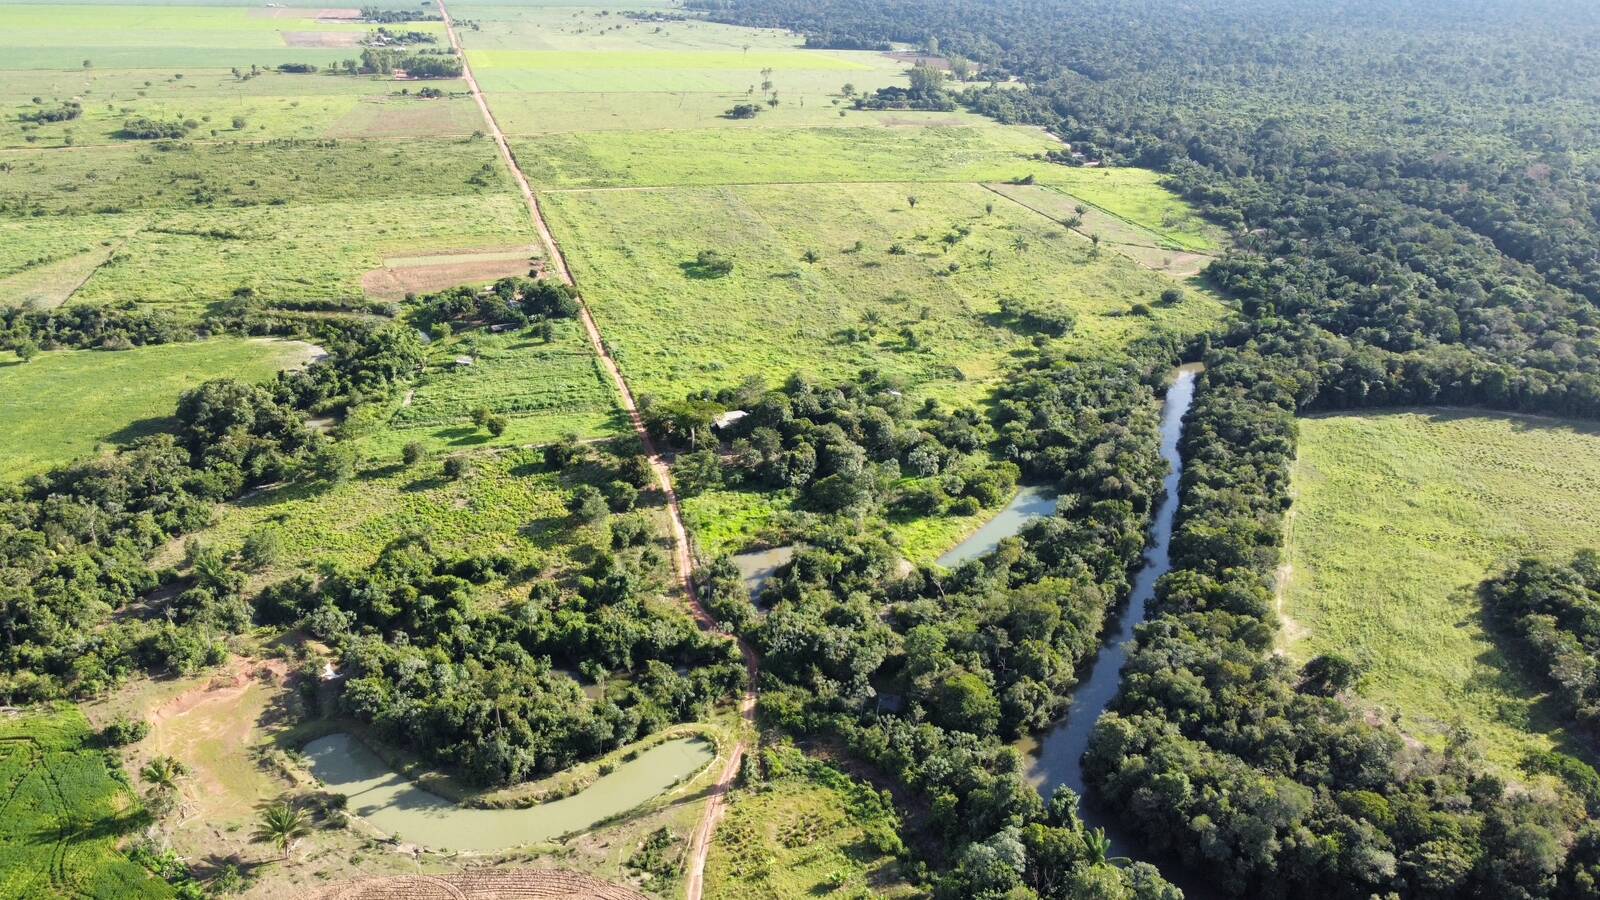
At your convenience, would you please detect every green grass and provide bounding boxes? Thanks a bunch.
[1283,409,1600,770]
[681,488,798,561]
[0,706,172,900]
[2,69,477,148]
[351,319,625,460]
[514,124,1059,188]
[0,338,320,481]
[0,3,428,70]
[704,744,913,899]
[544,181,1222,404]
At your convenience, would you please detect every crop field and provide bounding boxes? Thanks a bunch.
[0,338,320,481]
[1282,410,1600,769]
[545,181,1221,404]
[0,707,171,900]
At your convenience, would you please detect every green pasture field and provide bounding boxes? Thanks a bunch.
[0,3,441,70]
[0,338,320,481]
[0,706,172,900]
[1,69,478,148]
[544,181,1222,404]
[0,138,512,215]
[354,318,624,458]
[513,124,1059,187]
[1282,410,1600,770]
[68,193,532,308]
[485,90,988,135]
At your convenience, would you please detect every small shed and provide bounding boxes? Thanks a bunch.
[713,410,749,430]
[453,355,475,367]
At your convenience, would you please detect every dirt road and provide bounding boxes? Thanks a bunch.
[438,4,757,895]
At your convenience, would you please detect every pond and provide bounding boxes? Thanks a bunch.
[730,544,796,598]
[935,484,1060,569]
[303,733,715,851]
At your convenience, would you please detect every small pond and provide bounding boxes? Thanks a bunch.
[935,485,1060,569]
[303,733,714,851]
[731,544,796,598]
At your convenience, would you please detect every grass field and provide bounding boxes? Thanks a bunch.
[355,318,625,458]
[1282,409,1600,770]
[704,744,913,899]
[546,181,1221,404]
[0,706,171,900]
[0,338,320,480]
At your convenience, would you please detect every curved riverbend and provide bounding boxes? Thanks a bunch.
[304,734,715,851]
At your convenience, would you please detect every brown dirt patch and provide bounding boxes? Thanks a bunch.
[883,51,950,70]
[362,248,538,300]
[282,30,363,47]
[313,870,651,900]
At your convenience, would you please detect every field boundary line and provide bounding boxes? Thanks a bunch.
[439,5,757,896]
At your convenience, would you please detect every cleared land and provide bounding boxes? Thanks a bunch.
[1282,409,1600,769]
[545,181,1220,404]
[0,338,320,481]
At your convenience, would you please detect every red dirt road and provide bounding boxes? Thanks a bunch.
[439,5,757,897]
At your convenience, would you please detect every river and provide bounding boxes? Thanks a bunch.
[1020,365,1210,893]
[303,733,715,851]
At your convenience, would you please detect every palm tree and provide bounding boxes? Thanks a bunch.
[801,249,821,265]
[141,755,187,794]
[1085,827,1112,865]
[254,801,312,861]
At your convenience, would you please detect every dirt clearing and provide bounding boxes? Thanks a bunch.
[362,246,539,299]
[314,870,650,900]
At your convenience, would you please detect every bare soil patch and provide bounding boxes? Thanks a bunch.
[362,247,538,299]
[313,870,650,900]
[883,51,951,70]
[282,30,363,48]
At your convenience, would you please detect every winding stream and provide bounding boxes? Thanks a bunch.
[1021,366,1206,890]
[303,733,714,851]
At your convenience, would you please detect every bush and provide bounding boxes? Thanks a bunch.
[443,454,472,479]
[98,716,150,747]
[402,441,427,466]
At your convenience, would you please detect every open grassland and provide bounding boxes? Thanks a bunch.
[1283,410,1600,770]
[545,181,1222,404]
[0,707,171,900]
[0,338,319,481]
[704,745,913,899]
[515,124,1056,188]
[1,69,478,148]
[1,138,531,310]
[0,3,434,70]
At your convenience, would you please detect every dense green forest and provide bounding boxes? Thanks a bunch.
[679,0,1600,896]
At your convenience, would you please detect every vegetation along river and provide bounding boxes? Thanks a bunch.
[1022,365,1211,892]
[304,733,715,851]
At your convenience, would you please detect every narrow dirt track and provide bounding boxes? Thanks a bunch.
[439,5,757,896]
